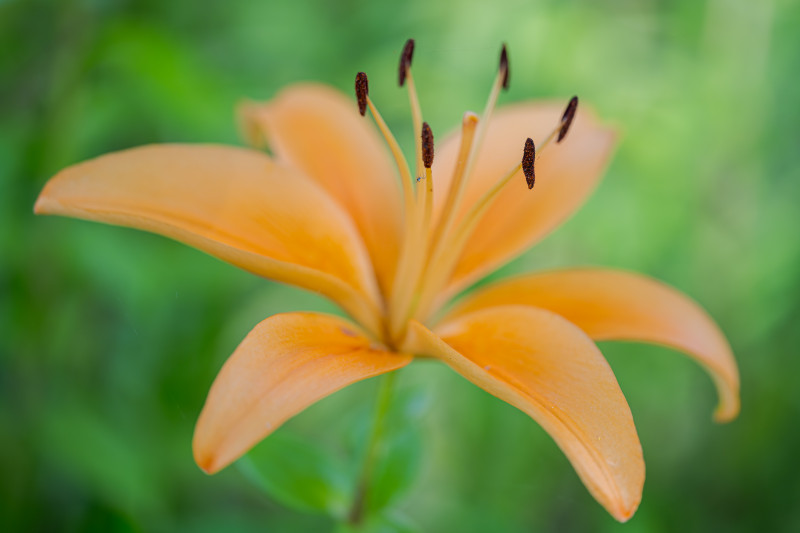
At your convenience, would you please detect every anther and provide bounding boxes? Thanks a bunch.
[499,44,509,90]
[557,96,578,142]
[522,138,536,189]
[399,39,415,87]
[355,72,369,116]
[421,122,434,168]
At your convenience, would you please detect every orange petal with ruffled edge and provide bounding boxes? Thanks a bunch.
[34,144,384,333]
[194,312,411,474]
[432,102,616,299]
[444,269,740,421]
[404,306,643,522]
[241,83,403,295]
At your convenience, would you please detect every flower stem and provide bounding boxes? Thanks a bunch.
[347,370,398,526]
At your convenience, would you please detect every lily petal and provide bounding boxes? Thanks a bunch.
[242,83,403,294]
[404,306,644,522]
[444,269,740,421]
[194,312,412,474]
[34,144,384,332]
[433,102,616,298]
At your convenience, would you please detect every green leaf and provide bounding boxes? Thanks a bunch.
[238,429,351,518]
[333,510,422,533]
[37,403,163,515]
[377,511,422,533]
[364,387,428,515]
[365,424,423,515]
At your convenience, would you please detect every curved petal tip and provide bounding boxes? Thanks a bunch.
[444,268,740,424]
[193,445,223,475]
[713,392,740,423]
[613,497,641,523]
[405,307,645,522]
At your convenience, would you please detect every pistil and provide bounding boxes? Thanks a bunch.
[428,112,479,257]
[414,97,581,321]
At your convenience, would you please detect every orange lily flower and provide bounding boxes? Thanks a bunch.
[34,41,739,522]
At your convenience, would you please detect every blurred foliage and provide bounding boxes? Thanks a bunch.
[240,430,353,518]
[2,0,800,531]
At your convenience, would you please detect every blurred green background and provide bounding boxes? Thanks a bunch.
[3,0,799,531]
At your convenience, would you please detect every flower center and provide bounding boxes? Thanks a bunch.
[356,40,579,347]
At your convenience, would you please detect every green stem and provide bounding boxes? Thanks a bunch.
[347,370,398,526]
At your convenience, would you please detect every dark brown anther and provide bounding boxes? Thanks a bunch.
[421,122,434,168]
[557,96,578,142]
[499,44,509,90]
[355,72,369,116]
[398,39,415,87]
[522,138,536,189]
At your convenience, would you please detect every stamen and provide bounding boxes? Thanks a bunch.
[533,96,581,155]
[414,139,531,321]
[430,44,508,252]
[413,91,580,324]
[398,39,415,87]
[388,120,433,340]
[421,122,434,168]
[474,44,510,158]
[446,160,522,252]
[558,96,578,142]
[355,72,369,116]
[402,59,424,174]
[522,138,536,189]
[500,44,510,90]
[355,74,414,212]
[366,97,414,213]
[421,122,435,233]
[454,138,534,241]
[387,45,430,340]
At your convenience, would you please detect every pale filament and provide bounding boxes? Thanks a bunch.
[405,61,508,325]
[385,48,513,336]
[414,161,522,321]
[415,122,565,322]
[388,66,432,340]
[361,45,572,344]
[365,97,415,218]
[427,112,479,257]
[426,64,507,263]
[406,69,425,175]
